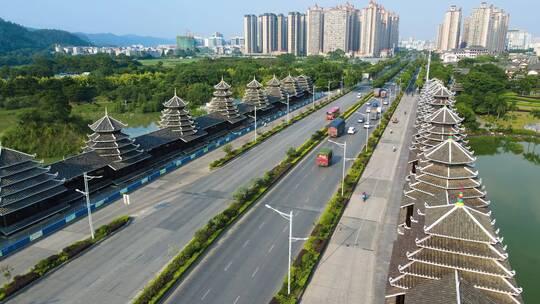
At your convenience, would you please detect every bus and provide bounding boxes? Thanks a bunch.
[326,106,340,120]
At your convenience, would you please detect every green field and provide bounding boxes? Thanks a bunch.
[137,58,201,67]
[481,111,539,130]
[0,109,21,137]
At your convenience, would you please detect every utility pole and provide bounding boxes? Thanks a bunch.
[75,172,102,239]
[312,85,316,110]
[265,204,308,295]
[328,140,357,196]
[426,48,432,83]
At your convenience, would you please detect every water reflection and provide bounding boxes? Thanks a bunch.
[124,122,159,137]
[469,136,540,166]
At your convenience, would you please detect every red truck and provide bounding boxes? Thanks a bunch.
[326,106,340,120]
[327,118,345,138]
[316,148,333,167]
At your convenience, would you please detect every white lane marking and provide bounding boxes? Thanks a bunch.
[268,244,275,253]
[242,239,250,248]
[233,296,240,304]
[251,266,260,278]
[282,226,287,233]
[224,261,232,271]
[258,221,265,230]
[201,289,211,300]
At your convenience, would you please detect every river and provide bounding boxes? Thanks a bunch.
[469,137,540,303]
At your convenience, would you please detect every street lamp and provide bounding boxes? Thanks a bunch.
[327,80,331,98]
[254,105,257,142]
[312,85,316,110]
[75,172,102,239]
[265,204,308,295]
[328,140,357,196]
[286,93,290,124]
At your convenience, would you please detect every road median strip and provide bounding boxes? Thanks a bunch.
[209,89,353,169]
[0,215,131,302]
[132,93,375,304]
[271,90,406,304]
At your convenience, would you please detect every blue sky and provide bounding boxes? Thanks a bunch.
[1,0,538,40]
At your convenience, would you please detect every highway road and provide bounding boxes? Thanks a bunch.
[9,85,372,304]
[162,88,399,304]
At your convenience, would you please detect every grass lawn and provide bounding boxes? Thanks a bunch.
[137,58,200,67]
[0,109,22,137]
[71,101,160,127]
[481,111,539,130]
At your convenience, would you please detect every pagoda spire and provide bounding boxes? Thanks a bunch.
[207,78,241,120]
[159,90,198,135]
[243,77,270,109]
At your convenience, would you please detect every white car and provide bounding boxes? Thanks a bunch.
[383,100,389,105]
[366,107,371,113]
[363,123,371,129]
[357,93,363,98]
[366,101,371,106]
[357,118,364,123]
[347,126,356,134]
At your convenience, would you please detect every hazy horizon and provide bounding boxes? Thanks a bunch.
[2,0,539,40]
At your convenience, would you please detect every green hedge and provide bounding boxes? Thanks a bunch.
[209,89,354,169]
[272,91,405,304]
[133,88,375,304]
[0,215,130,301]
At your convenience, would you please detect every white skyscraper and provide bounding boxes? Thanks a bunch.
[259,13,277,54]
[323,4,356,54]
[287,12,306,56]
[243,14,258,54]
[277,14,288,52]
[307,5,324,55]
[436,5,462,51]
[462,2,509,53]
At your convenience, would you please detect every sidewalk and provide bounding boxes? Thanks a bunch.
[301,94,417,304]
[0,93,335,285]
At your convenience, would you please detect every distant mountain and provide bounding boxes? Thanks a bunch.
[75,32,175,47]
[0,18,90,54]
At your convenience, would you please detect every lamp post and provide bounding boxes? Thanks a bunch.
[328,140,357,196]
[286,93,290,124]
[312,85,316,110]
[327,80,331,97]
[254,105,257,142]
[75,172,102,239]
[265,204,308,295]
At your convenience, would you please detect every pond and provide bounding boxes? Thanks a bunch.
[123,122,159,137]
[469,136,540,303]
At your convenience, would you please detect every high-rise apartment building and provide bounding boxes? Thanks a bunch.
[287,12,306,56]
[243,0,398,58]
[306,5,324,55]
[359,1,382,57]
[462,2,509,53]
[243,14,258,53]
[507,29,533,50]
[436,5,462,51]
[322,4,357,54]
[277,14,288,52]
[259,13,278,53]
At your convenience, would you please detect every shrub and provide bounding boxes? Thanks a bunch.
[33,254,64,276]
[3,272,40,297]
[62,239,93,259]
[222,144,233,156]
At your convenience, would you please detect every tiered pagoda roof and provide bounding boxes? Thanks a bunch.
[0,146,66,217]
[84,110,149,170]
[265,75,286,101]
[281,74,304,98]
[207,78,242,121]
[296,75,313,94]
[386,78,523,304]
[243,77,272,110]
[158,89,198,136]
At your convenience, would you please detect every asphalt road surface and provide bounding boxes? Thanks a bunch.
[162,90,399,304]
[9,86,372,304]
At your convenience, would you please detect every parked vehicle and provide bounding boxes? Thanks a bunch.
[347,126,356,134]
[357,93,363,98]
[316,148,333,167]
[327,118,345,137]
[326,106,340,120]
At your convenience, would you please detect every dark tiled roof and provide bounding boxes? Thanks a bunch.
[88,113,127,132]
[50,151,108,180]
[0,147,35,169]
[424,139,475,165]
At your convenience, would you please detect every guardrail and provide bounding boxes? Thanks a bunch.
[0,94,331,259]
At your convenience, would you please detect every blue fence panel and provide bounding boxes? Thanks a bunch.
[42,219,66,235]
